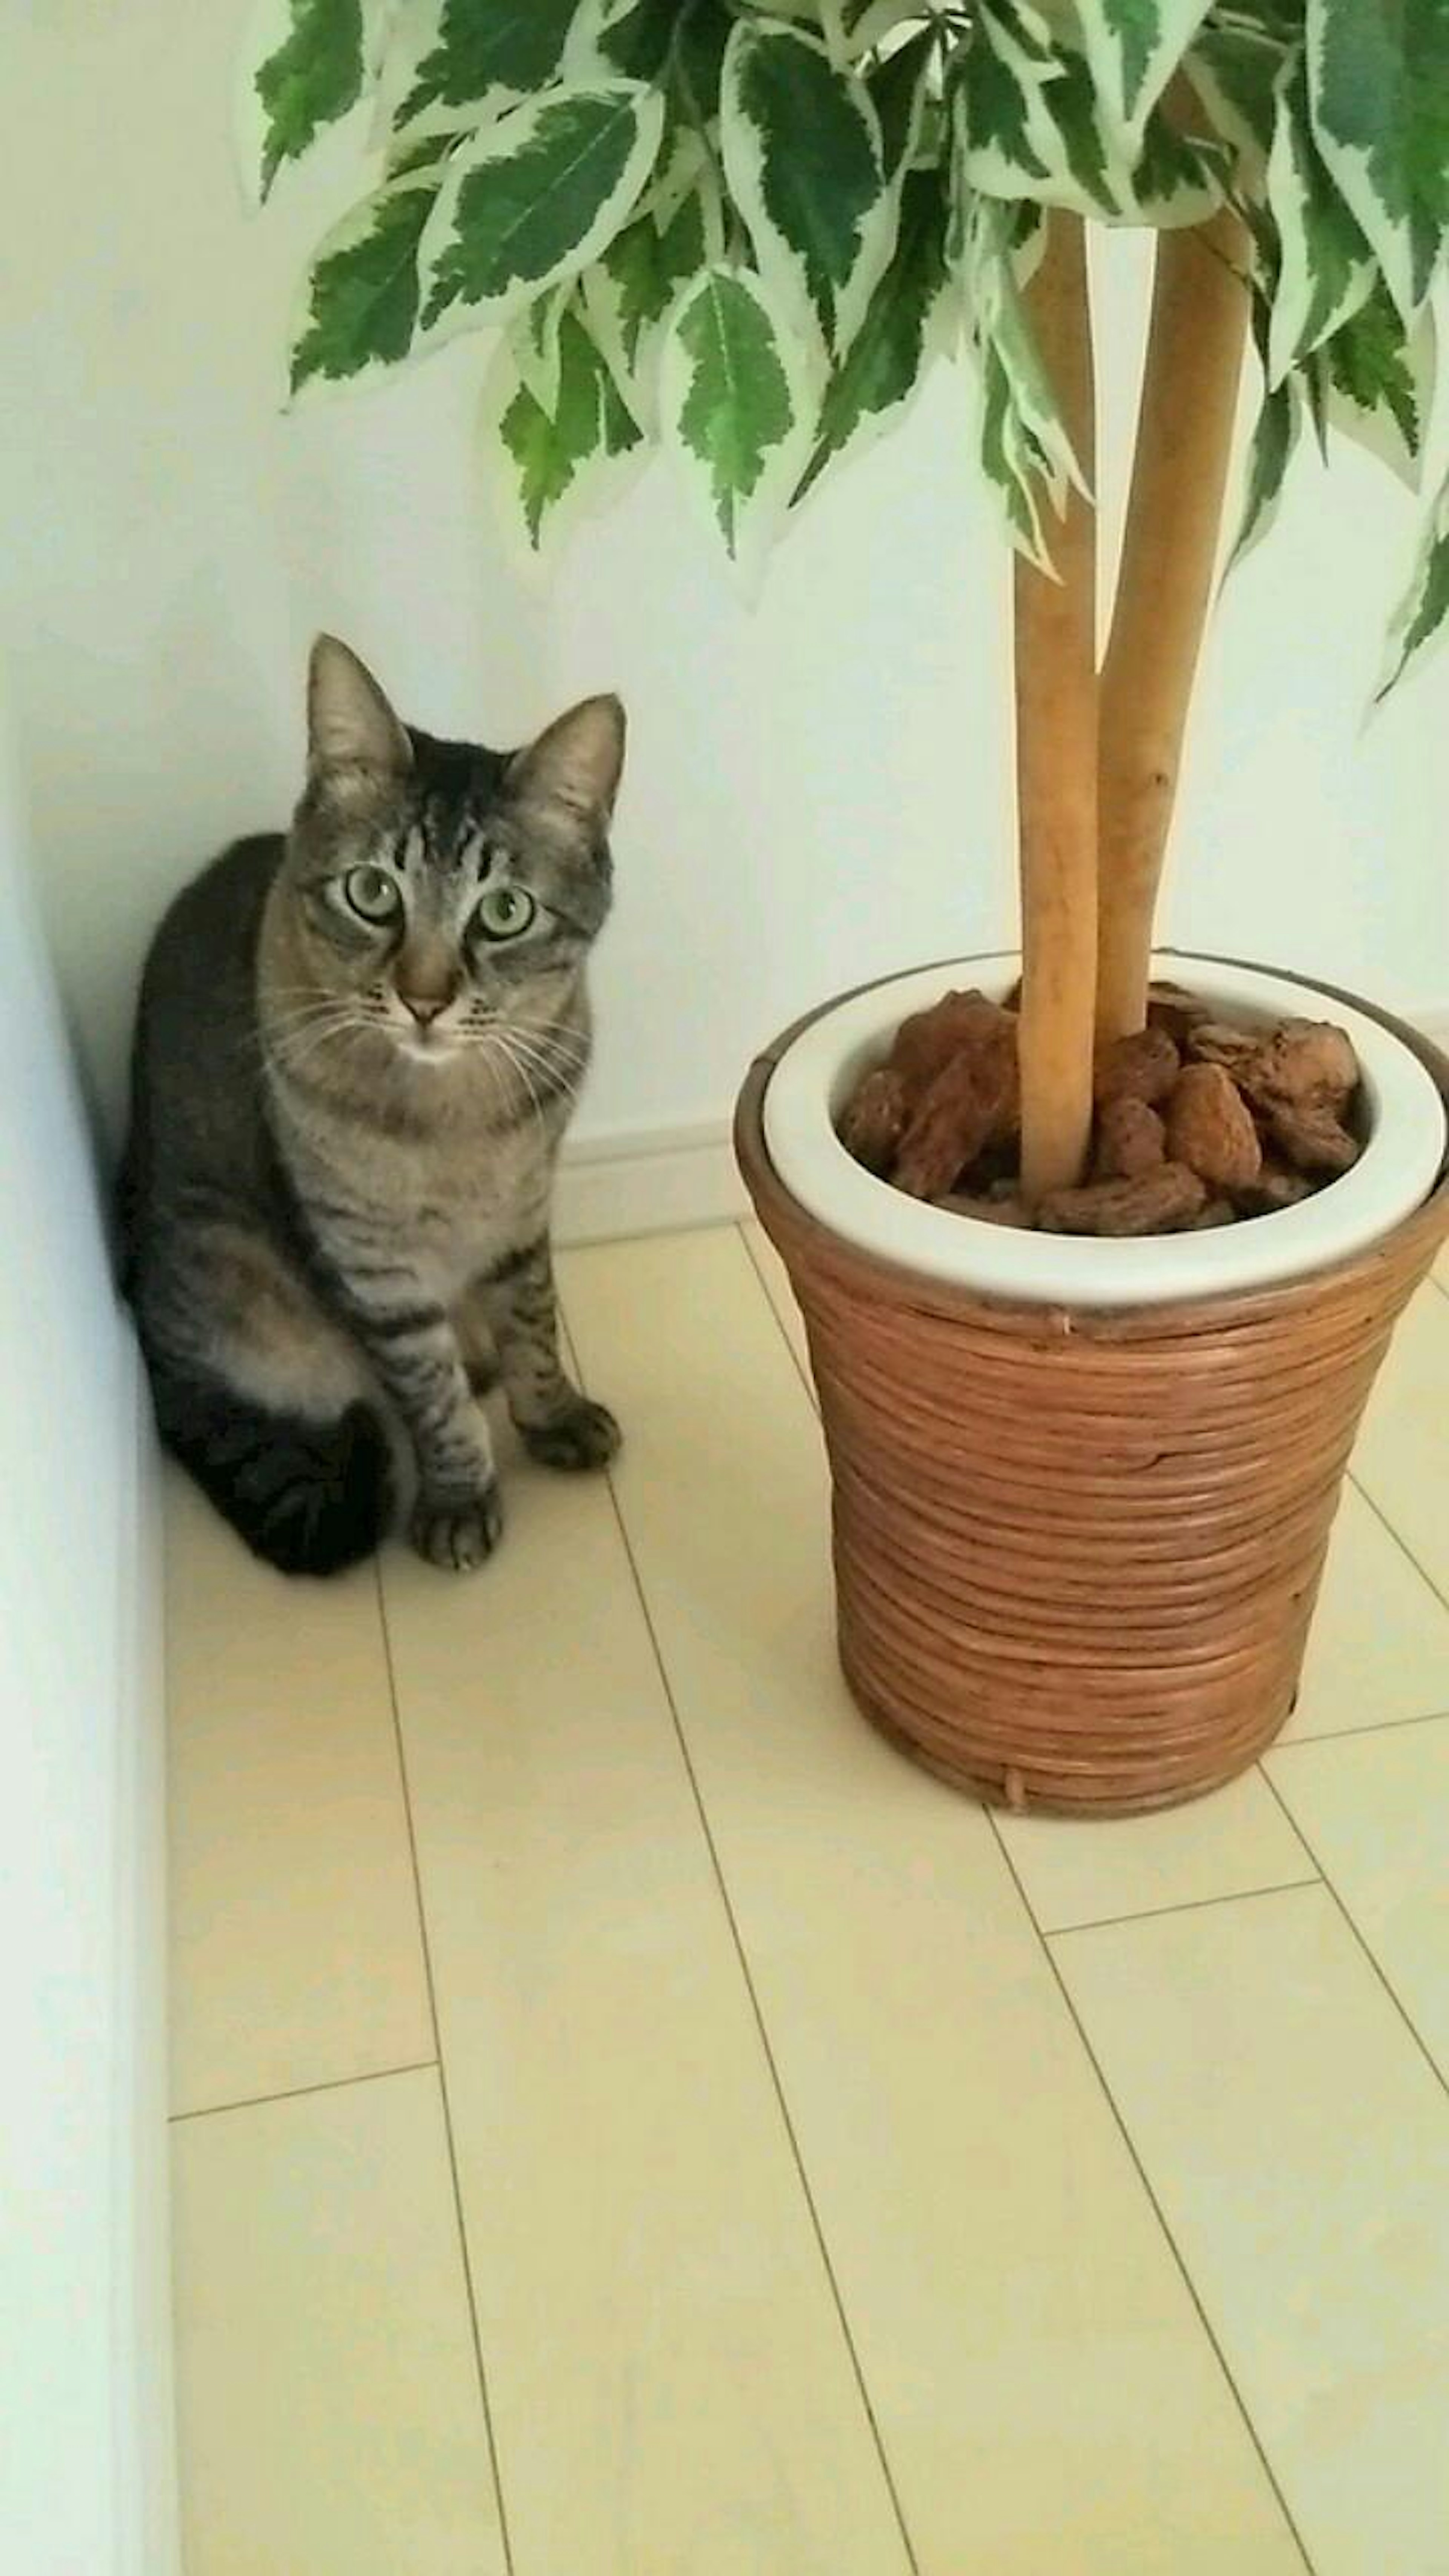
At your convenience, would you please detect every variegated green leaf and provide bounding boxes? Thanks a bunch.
[959,188,1088,571]
[1379,464,1449,696]
[583,179,721,420]
[564,0,680,83]
[289,167,440,395]
[1184,15,1285,165]
[660,265,813,562]
[869,27,938,181]
[239,0,387,203]
[798,163,952,497]
[419,83,664,343]
[1265,54,1374,384]
[1307,0,1449,320]
[511,283,572,413]
[484,303,645,558]
[1228,375,1301,571]
[958,6,1221,228]
[820,0,929,65]
[1073,0,1215,144]
[385,0,577,144]
[721,22,892,357]
[1316,282,1434,490]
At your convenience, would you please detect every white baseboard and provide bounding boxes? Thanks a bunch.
[554,1001,1449,1249]
[555,1120,745,1247]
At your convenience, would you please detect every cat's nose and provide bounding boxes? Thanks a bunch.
[399,990,451,1027]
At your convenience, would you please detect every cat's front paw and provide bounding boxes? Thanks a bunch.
[522,1398,621,1473]
[410,1481,504,1572]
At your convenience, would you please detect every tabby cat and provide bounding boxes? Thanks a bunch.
[120,636,623,1577]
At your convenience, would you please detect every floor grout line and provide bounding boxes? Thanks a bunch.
[1038,1872,1322,1943]
[372,1558,518,2576]
[169,2058,438,2126]
[985,1811,1317,2574]
[1274,1701,1449,1752]
[1347,1470,1449,1618]
[1257,1764,1449,2107]
[737,1221,818,1410]
[557,1296,920,2576]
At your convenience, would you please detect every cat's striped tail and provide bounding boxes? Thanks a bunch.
[149,1368,391,1578]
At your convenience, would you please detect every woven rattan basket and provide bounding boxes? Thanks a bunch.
[736,972,1449,1817]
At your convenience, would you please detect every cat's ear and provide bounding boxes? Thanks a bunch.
[508,695,626,829]
[307,636,412,780]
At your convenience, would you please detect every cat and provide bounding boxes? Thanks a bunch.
[119,634,623,1578]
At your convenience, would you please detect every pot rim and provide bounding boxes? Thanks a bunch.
[739,951,1449,1325]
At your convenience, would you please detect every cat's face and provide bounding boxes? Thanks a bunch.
[276,637,623,1069]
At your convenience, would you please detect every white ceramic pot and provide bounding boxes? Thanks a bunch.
[762,952,1447,1311]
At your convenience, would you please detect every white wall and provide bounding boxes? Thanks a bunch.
[2,1,1445,1160]
[0,691,177,2573]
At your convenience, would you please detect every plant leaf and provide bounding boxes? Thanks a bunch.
[418,82,664,343]
[289,168,440,395]
[484,303,646,558]
[958,188,1089,572]
[1307,0,1449,320]
[1072,0,1215,142]
[1265,53,1374,384]
[957,6,1220,228]
[1185,13,1289,166]
[386,0,577,143]
[1378,463,1449,696]
[1316,280,1435,489]
[797,162,952,498]
[660,265,813,563]
[721,21,892,357]
[1228,374,1301,571]
[565,0,680,83]
[240,0,386,203]
[582,179,718,420]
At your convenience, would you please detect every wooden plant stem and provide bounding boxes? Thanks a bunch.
[1016,211,1098,1203]
[1096,209,1249,1043]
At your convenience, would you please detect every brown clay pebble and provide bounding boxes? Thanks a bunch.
[1233,1156,1316,1215]
[1038,1163,1208,1236]
[1258,1019,1358,1107]
[894,1053,999,1199]
[1094,1096,1166,1181]
[1186,1022,1267,1087]
[837,1065,910,1173]
[1165,1061,1262,1192]
[1146,981,1215,1046]
[1093,1026,1180,1109]
[888,990,1004,1095]
[1267,1097,1360,1175]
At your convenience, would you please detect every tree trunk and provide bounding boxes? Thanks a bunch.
[1096,210,1249,1044]
[1016,212,1098,1204]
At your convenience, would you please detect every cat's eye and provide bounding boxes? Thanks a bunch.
[473,885,536,943]
[342,864,402,926]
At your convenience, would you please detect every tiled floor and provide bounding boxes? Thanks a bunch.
[166,1228,1449,2576]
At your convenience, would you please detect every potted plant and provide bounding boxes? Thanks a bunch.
[243,0,1449,1811]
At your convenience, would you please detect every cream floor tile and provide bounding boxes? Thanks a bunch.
[1287,1481,1449,1741]
[560,1230,1302,2576]
[1352,1284,1449,1597]
[381,1456,909,2576]
[1057,1886,1449,2576]
[165,1472,433,2117]
[172,2068,504,2576]
[740,1217,812,1382]
[998,1768,1314,1935]
[1267,1716,1449,2080]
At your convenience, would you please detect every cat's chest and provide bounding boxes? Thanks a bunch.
[284,1096,555,1294]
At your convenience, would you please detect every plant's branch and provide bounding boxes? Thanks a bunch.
[1095,208,1249,1042]
[1015,208,1099,1205]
